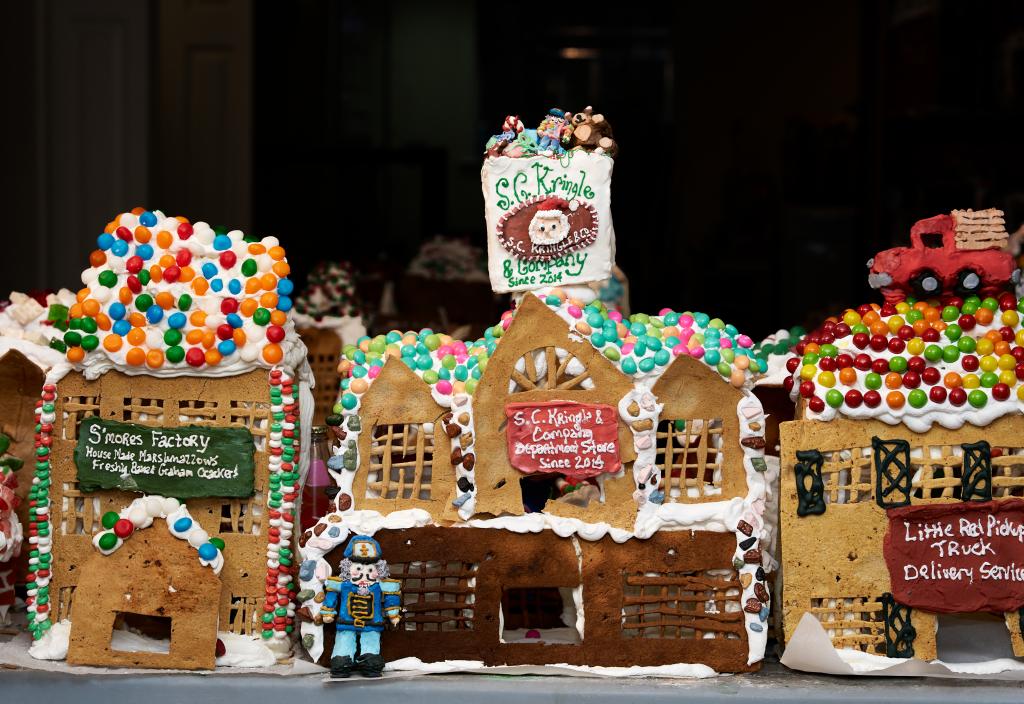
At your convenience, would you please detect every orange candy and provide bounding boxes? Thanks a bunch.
[66,347,85,363]
[69,303,83,319]
[269,310,287,326]
[977,307,994,325]
[134,226,151,243]
[886,391,905,409]
[232,328,247,346]
[923,307,940,322]
[944,372,963,388]
[149,265,163,281]
[862,310,880,325]
[239,298,258,317]
[146,349,164,368]
[272,261,290,277]
[103,334,122,352]
[185,329,204,345]
[262,343,283,364]
[839,367,857,385]
[268,246,285,261]
[126,328,146,346]
[159,254,175,268]
[884,372,903,389]
[995,341,1011,356]
[202,331,216,349]
[104,220,117,234]
[128,312,146,328]
[89,249,107,267]
[245,278,262,294]
[81,299,100,317]
[205,349,222,366]
[193,278,209,295]
[125,348,146,366]
[260,274,277,291]
[179,266,195,282]
[96,313,111,331]
[130,206,145,215]
[912,319,929,336]
[248,243,266,255]
[190,311,207,327]
[156,230,173,249]
[869,321,888,336]
[155,292,174,309]
[985,330,1002,343]
[259,292,278,309]
[119,287,133,304]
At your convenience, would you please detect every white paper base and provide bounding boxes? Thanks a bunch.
[322,657,719,681]
[781,612,1024,680]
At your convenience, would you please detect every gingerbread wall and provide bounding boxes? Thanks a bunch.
[780,415,1024,660]
[472,295,636,526]
[298,327,342,425]
[316,526,755,672]
[49,368,272,637]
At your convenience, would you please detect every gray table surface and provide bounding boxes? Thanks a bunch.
[3,661,1024,703]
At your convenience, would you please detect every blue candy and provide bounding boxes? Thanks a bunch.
[168,312,187,329]
[277,278,294,296]
[139,211,157,227]
[749,622,764,633]
[298,559,317,581]
[201,263,217,279]
[97,233,114,251]
[108,302,126,320]
[226,313,243,328]
[277,296,292,312]
[136,243,154,261]
[111,240,129,257]
[146,306,164,324]
[213,234,231,251]
[210,278,223,292]
[197,542,218,561]
[217,340,236,356]
[173,517,193,532]
[112,320,131,336]
[227,279,242,295]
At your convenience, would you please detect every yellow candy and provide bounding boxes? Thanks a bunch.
[980,355,998,373]
[999,369,1017,386]
[963,374,981,389]
[842,310,861,326]
[887,315,905,333]
[1003,310,1020,327]
[907,338,924,355]
[999,354,1017,370]
[800,364,816,380]
[1016,329,1024,347]
[895,301,911,315]
[1018,385,1024,401]
[817,371,836,388]
[977,338,995,356]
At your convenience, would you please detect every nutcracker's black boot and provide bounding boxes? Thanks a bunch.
[330,655,355,678]
[357,653,385,678]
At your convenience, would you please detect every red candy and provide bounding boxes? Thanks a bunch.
[864,390,882,407]
[929,386,947,403]
[922,328,940,342]
[808,396,825,413]
[799,380,815,399]
[853,333,869,349]
[162,265,181,283]
[113,518,134,538]
[922,367,941,385]
[221,298,239,315]
[126,256,143,273]
[185,347,206,367]
[178,222,193,239]
[176,249,192,266]
[844,389,863,407]
[219,251,237,269]
[116,226,133,241]
[266,325,285,343]
[993,383,1012,401]
[949,387,967,406]
[887,337,906,354]
[127,275,142,293]
[962,355,980,372]
[217,324,234,341]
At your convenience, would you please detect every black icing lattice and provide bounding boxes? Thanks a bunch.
[881,593,915,658]
[794,449,826,517]
[960,441,993,503]
[873,437,911,509]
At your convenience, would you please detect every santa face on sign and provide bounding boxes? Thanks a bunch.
[528,198,574,246]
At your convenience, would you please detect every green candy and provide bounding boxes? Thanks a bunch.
[924,344,943,362]
[888,356,907,373]
[908,389,927,409]
[941,345,960,363]
[981,297,999,311]
[241,259,258,276]
[603,347,620,362]
[865,372,882,390]
[80,317,98,333]
[97,532,118,551]
[941,305,959,322]
[166,345,185,363]
[135,294,154,311]
[164,329,183,346]
[81,335,99,351]
[981,372,999,388]
[101,511,119,529]
[944,324,962,342]
[63,331,82,347]
[968,389,988,408]
[138,269,151,285]
[97,270,118,288]
[253,308,271,325]
[422,370,439,384]
[957,336,977,353]
[177,293,193,311]
[825,389,843,408]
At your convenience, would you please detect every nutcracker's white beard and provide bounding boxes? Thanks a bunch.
[529,211,570,245]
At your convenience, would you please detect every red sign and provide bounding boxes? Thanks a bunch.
[883,499,1024,613]
[505,401,620,480]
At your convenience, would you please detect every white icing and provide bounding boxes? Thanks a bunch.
[28,619,70,660]
[383,656,718,678]
[215,631,277,668]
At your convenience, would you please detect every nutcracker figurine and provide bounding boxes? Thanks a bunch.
[320,535,401,678]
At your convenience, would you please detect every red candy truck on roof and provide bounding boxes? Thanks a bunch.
[867,208,1019,303]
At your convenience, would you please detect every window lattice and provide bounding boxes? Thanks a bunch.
[621,569,743,639]
[60,395,99,440]
[656,419,725,500]
[227,595,261,635]
[56,586,76,622]
[178,399,218,426]
[121,397,165,425]
[229,400,271,451]
[816,447,874,505]
[220,495,263,534]
[367,424,435,500]
[991,447,1024,498]
[910,445,964,502]
[309,350,341,421]
[59,481,102,535]
[508,347,593,393]
[808,596,886,654]
[389,561,477,632]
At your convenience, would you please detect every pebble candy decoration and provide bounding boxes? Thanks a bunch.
[70,207,294,371]
[787,292,1024,431]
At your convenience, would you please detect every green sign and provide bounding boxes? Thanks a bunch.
[74,417,255,498]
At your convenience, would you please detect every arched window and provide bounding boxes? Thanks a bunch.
[507,347,595,393]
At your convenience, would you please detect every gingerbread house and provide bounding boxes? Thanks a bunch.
[22,208,311,669]
[298,291,774,673]
[780,294,1024,665]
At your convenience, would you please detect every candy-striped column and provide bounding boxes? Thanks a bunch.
[25,383,56,639]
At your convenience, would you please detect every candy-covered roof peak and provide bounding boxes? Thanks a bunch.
[787,292,1024,431]
[65,208,301,377]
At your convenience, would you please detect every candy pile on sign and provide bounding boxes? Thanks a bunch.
[788,292,1024,413]
[62,207,294,369]
[332,290,763,415]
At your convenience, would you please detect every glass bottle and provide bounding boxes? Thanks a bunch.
[301,425,333,530]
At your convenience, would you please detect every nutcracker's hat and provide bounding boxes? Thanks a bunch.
[345,535,382,564]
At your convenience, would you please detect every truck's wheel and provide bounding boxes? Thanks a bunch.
[911,270,941,298]
[955,269,982,297]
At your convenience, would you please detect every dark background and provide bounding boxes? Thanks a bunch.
[5,0,1024,339]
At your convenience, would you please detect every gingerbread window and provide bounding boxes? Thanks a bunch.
[816,447,874,505]
[60,395,100,440]
[366,423,435,500]
[507,347,594,393]
[656,418,725,500]
[226,594,262,635]
[621,568,743,639]
[229,400,271,451]
[991,446,1024,498]
[178,399,218,426]
[808,596,886,654]
[389,561,478,632]
[121,397,165,425]
[59,481,102,535]
[909,445,965,502]
[219,495,263,534]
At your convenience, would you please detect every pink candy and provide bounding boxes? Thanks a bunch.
[672,344,685,356]
[368,366,381,379]
[435,380,452,394]
[678,314,694,328]
[689,346,705,358]
[737,334,753,348]
[621,342,634,355]
[567,305,582,319]
[720,338,732,349]
[502,318,512,330]
[608,310,622,322]
[658,308,673,316]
